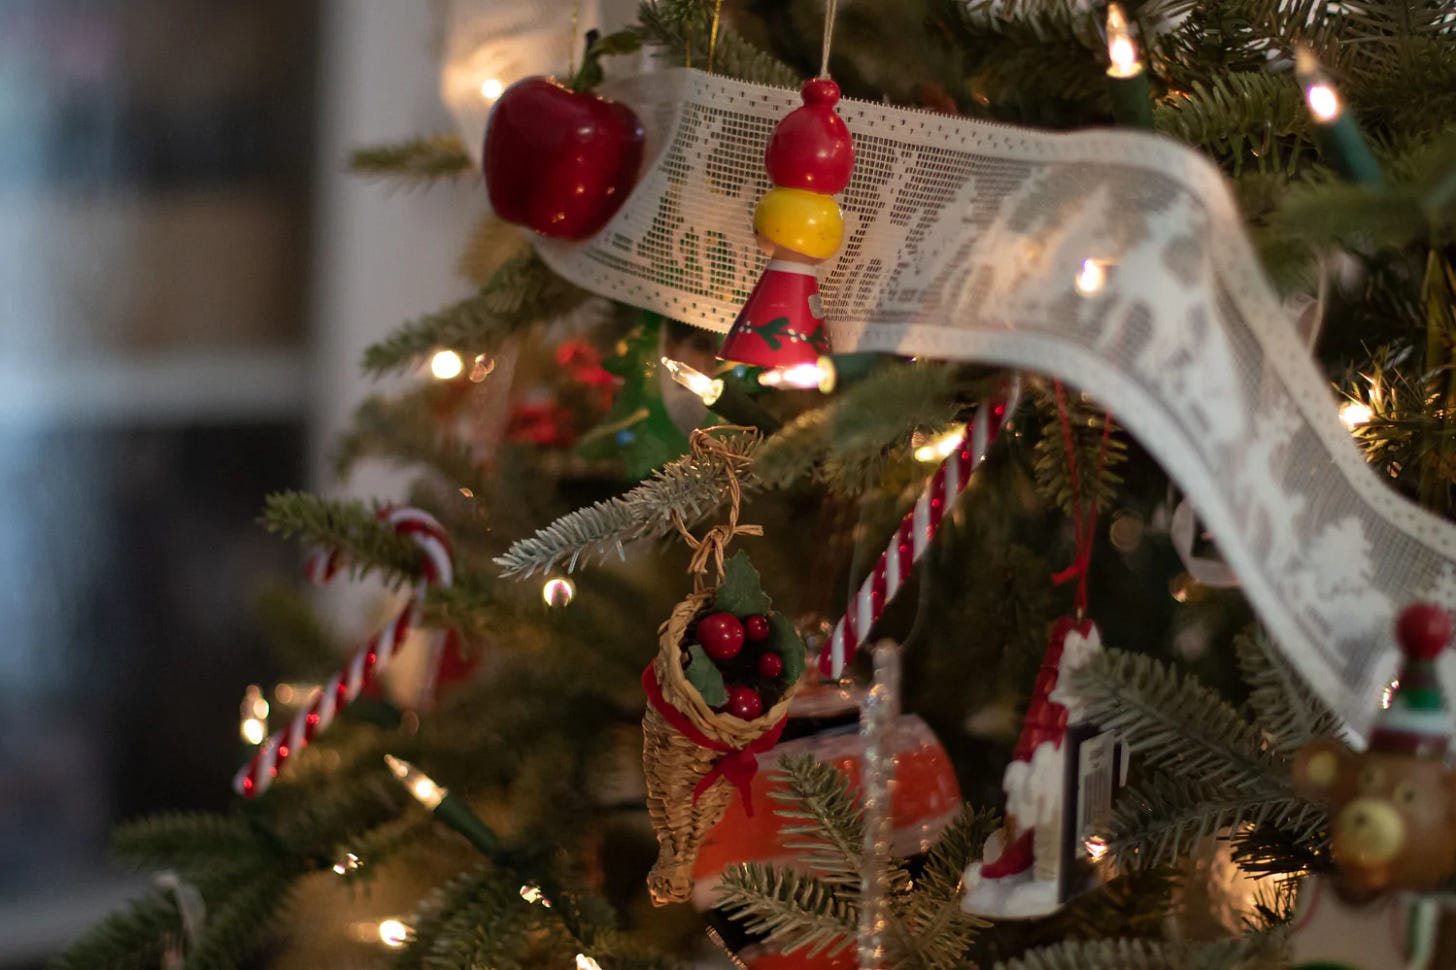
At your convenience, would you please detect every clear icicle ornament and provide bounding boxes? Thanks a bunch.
[858,640,901,968]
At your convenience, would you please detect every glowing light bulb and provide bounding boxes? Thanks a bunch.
[1339,400,1373,430]
[519,884,552,907]
[1084,835,1110,862]
[241,718,266,745]
[480,78,505,100]
[1307,84,1339,122]
[757,358,837,393]
[378,918,410,948]
[384,754,447,810]
[1383,678,1400,710]
[1075,259,1108,295]
[661,356,724,405]
[1105,3,1141,78]
[1296,46,1342,122]
[576,955,604,970]
[914,428,965,463]
[469,353,496,383]
[332,852,362,876]
[431,350,464,380]
[542,576,576,608]
[240,685,269,745]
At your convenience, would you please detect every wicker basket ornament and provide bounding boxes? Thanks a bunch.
[639,428,802,905]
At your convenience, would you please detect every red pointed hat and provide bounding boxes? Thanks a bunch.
[718,259,830,372]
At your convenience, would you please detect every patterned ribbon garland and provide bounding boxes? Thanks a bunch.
[820,392,1014,677]
[233,507,454,798]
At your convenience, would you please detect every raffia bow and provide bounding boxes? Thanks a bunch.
[671,427,762,592]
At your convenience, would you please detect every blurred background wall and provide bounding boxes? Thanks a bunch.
[0,2,478,964]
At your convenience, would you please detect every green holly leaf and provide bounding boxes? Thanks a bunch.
[767,611,806,684]
[683,644,728,707]
[713,551,772,616]
[589,29,643,57]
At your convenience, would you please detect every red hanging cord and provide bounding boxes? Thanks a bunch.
[1049,381,1112,616]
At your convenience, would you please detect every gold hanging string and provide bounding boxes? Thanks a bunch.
[819,0,839,78]
[671,428,763,592]
[707,0,724,74]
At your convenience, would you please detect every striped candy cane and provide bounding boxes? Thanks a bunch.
[819,389,1018,677]
[234,507,454,798]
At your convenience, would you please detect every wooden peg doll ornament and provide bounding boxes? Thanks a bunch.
[718,78,853,390]
[1288,602,1456,970]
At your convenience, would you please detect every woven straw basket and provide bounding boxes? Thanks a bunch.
[643,590,799,905]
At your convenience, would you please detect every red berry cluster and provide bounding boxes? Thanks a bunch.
[689,611,790,720]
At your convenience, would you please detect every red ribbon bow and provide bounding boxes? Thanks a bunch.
[642,664,786,816]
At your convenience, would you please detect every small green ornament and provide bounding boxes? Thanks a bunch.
[575,311,690,478]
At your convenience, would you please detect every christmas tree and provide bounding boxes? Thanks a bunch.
[58,1,1456,968]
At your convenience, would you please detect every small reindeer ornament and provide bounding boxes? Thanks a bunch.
[1288,603,1456,970]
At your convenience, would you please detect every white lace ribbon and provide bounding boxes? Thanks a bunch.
[514,67,1456,738]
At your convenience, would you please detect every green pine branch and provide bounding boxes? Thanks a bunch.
[111,813,263,877]
[1106,774,1319,868]
[1054,867,1182,944]
[362,251,588,376]
[716,863,859,958]
[349,134,475,183]
[753,361,965,495]
[635,1,799,86]
[457,214,529,287]
[50,891,180,970]
[261,492,426,586]
[177,869,295,970]
[917,804,1000,902]
[993,938,1245,970]
[770,754,873,887]
[333,390,487,495]
[493,429,761,576]
[1153,74,1310,175]
[1030,385,1127,520]
[724,755,988,968]
[1069,649,1282,793]
[1235,627,1341,755]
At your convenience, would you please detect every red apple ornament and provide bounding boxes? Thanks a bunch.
[483,77,644,239]
[698,612,746,661]
[755,651,783,679]
[726,685,764,720]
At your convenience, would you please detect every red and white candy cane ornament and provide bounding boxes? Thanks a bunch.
[819,390,1018,678]
[234,507,453,798]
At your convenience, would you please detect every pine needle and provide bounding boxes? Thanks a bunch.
[1068,650,1282,794]
[994,938,1230,970]
[362,252,588,376]
[635,1,799,87]
[1106,775,1320,868]
[51,892,180,970]
[261,492,427,586]
[770,755,871,887]
[349,134,475,182]
[1235,627,1342,755]
[716,863,859,957]
[1030,384,1127,519]
[494,430,761,576]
